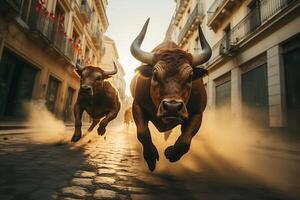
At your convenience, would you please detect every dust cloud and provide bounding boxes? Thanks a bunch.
[24,101,69,143]
[23,101,120,148]
[22,100,300,197]
[133,106,300,198]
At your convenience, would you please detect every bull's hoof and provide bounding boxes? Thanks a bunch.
[71,134,81,142]
[143,144,159,171]
[164,145,184,162]
[97,127,106,136]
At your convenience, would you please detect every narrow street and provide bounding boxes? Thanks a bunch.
[0,125,299,200]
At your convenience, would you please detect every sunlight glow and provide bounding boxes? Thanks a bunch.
[106,0,176,95]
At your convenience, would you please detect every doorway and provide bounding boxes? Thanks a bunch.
[242,64,269,128]
[64,87,75,122]
[283,37,300,133]
[45,76,60,114]
[0,48,38,119]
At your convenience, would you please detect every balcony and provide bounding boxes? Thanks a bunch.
[177,4,203,45]
[76,1,92,24]
[207,0,241,30]
[91,27,103,49]
[209,0,297,63]
[26,1,75,65]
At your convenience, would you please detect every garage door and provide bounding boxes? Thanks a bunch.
[283,38,300,133]
[242,64,269,128]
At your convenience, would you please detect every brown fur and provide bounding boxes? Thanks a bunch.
[71,67,120,142]
[130,41,207,171]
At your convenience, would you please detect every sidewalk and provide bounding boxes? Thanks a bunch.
[0,121,88,135]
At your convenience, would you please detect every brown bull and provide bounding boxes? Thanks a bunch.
[71,61,120,142]
[130,19,212,171]
[124,107,133,127]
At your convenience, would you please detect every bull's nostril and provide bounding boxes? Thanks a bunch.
[162,101,169,111]
[177,103,183,111]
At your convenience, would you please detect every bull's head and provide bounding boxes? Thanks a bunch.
[76,61,118,97]
[131,18,211,123]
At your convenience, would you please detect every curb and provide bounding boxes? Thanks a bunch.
[0,125,89,136]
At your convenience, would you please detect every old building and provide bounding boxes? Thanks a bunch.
[101,35,126,123]
[0,0,109,124]
[101,36,126,102]
[167,0,300,133]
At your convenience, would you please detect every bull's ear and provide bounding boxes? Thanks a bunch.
[135,65,153,77]
[193,67,208,80]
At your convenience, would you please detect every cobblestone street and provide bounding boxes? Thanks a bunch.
[0,126,300,200]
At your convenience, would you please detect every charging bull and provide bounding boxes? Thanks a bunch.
[71,61,121,142]
[130,19,212,171]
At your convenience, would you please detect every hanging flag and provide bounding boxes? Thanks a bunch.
[50,12,56,22]
[58,15,65,36]
[35,1,43,15]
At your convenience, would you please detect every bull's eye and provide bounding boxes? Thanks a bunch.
[96,76,102,81]
[152,71,158,81]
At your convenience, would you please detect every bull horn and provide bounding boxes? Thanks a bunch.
[130,18,154,65]
[76,59,84,71]
[192,23,212,67]
[103,61,118,76]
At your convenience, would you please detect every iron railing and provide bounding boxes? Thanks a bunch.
[177,4,202,44]
[94,28,102,47]
[90,25,102,47]
[210,0,295,61]
[26,0,75,63]
[65,40,76,62]
[80,1,92,22]
[207,0,225,23]
[27,3,55,43]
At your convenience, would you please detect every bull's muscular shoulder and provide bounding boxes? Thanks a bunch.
[103,81,118,98]
[132,74,152,106]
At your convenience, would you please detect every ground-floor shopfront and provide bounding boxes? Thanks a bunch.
[0,26,80,124]
[204,32,300,135]
[282,34,300,133]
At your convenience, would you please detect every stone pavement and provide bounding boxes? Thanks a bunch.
[0,126,299,200]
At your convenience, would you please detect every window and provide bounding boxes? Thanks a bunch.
[64,87,75,122]
[223,24,231,50]
[248,0,261,32]
[45,76,61,114]
[20,0,32,22]
[85,46,90,64]
[0,49,38,119]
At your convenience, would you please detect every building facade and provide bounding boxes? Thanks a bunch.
[101,35,126,124]
[167,0,300,133]
[0,0,109,124]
